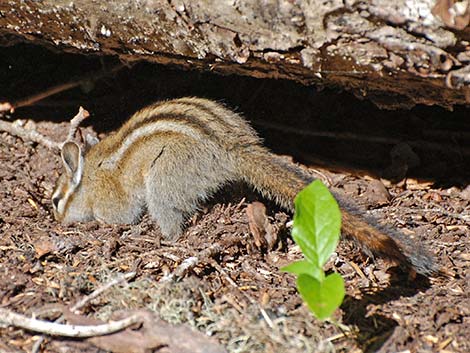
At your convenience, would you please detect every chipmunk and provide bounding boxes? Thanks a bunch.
[52,97,437,275]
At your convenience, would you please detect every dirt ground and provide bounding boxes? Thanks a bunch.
[0,44,469,353]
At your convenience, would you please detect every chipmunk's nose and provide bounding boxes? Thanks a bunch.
[51,206,63,221]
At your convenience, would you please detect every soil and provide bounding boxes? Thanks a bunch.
[0,43,469,353]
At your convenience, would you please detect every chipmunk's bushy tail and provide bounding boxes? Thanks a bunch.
[236,148,313,211]
[339,204,438,275]
[237,149,438,275]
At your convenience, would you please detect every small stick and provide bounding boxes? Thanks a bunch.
[0,309,141,338]
[159,244,222,283]
[159,256,199,283]
[66,106,90,142]
[2,64,124,112]
[0,107,90,151]
[31,271,136,353]
[209,259,239,288]
[0,119,61,150]
[71,271,136,312]
[13,81,82,111]
[210,258,276,330]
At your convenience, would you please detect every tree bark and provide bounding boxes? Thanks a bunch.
[1,0,470,109]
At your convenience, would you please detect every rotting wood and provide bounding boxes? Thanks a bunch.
[1,1,470,109]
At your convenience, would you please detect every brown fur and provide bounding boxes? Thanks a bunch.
[52,97,437,275]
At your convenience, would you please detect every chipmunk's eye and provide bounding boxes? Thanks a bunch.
[52,196,60,209]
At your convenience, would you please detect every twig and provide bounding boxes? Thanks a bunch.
[159,256,199,283]
[325,332,347,342]
[0,119,61,150]
[71,271,136,312]
[168,240,278,333]
[1,64,124,112]
[0,107,90,151]
[210,258,276,330]
[0,309,141,338]
[31,271,136,352]
[259,307,274,329]
[13,81,83,111]
[159,244,222,283]
[66,106,90,142]
[209,259,239,288]
[346,261,368,280]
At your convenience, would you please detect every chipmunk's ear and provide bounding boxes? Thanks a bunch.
[61,141,84,185]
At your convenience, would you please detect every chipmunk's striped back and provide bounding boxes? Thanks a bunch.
[52,97,437,275]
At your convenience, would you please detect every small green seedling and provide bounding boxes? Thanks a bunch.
[282,180,345,320]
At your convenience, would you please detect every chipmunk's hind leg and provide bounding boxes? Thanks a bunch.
[145,138,236,240]
[148,203,186,240]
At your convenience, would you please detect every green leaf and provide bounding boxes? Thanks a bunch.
[291,180,341,268]
[281,260,324,281]
[297,273,345,320]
